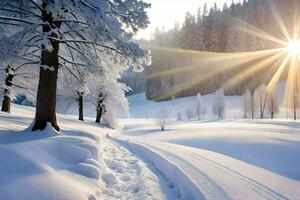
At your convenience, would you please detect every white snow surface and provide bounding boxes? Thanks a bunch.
[114,118,300,200]
[2,89,300,200]
[107,90,300,200]
[0,104,170,200]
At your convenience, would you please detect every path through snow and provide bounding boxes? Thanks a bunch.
[100,136,174,200]
[114,119,300,200]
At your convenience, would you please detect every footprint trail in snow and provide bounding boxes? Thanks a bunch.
[100,136,174,200]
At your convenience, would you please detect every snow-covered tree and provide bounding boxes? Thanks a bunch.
[213,88,225,120]
[0,0,150,131]
[196,92,205,120]
[254,84,269,119]
[242,89,251,119]
[86,59,130,127]
[101,80,129,128]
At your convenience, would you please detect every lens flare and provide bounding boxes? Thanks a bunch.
[287,40,300,55]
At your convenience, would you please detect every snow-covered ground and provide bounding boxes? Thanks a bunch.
[1,91,300,200]
[0,105,172,200]
[110,91,300,199]
[115,119,300,199]
[126,93,243,119]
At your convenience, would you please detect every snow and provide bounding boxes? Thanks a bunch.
[114,119,300,199]
[0,104,170,200]
[95,90,300,199]
[125,92,243,119]
[2,91,300,199]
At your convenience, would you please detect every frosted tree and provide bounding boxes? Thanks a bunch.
[254,84,269,119]
[213,88,226,120]
[100,80,129,128]
[242,89,251,119]
[0,0,150,131]
[196,92,204,120]
[86,60,130,127]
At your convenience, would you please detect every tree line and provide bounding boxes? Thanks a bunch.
[139,0,297,102]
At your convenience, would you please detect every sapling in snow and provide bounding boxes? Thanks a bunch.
[157,109,169,131]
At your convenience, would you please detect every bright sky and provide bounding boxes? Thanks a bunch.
[137,0,236,40]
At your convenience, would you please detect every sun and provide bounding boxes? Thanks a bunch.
[286,40,300,55]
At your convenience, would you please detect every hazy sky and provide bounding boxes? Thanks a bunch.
[137,0,236,39]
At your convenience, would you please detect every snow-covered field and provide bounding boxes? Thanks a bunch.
[0,105,171,200]
[125,93,243,119]
[114,92,300,199]
[115,119,300,199]
[1,92,300,200]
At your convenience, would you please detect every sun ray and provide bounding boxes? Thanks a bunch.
[267,54,290,93]
[155,51,284,101]
[234,18,287,46]
[225,51,285,88]
[147,47,284,80]
[283,54,298,114]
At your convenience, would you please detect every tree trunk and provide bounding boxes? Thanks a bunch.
[251,94,254,119]
[1,66,14,113]
[271,112,274,119]
[78,94,84,121]
[1,96,11,113]
[32,1,61,131]
[95,93,104,123]
[95,103,104,123]
[95,109,101,123]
